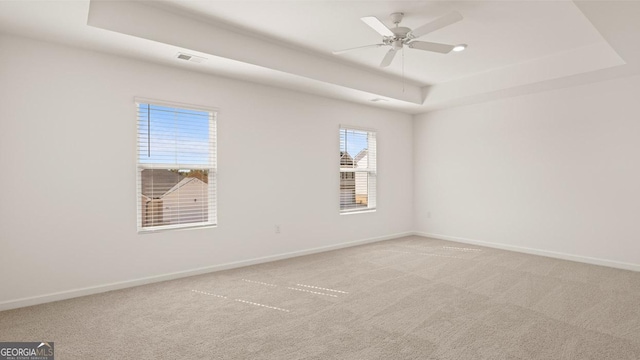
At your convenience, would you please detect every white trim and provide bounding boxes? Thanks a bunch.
[0,232,413,311]
[135,99,217,232]
[339,126,377,214]
[413,232,640,272]
[339,168,374,172]
[339,124,376,133]
[138,164,214,170]
[340,209,376,215]
[134,97,219,113]
[138,222,217,234]
[209,112,218,225]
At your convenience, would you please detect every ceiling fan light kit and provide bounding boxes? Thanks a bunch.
[334,11,466,67]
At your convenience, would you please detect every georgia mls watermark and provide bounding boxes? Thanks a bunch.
[0,342,54,360]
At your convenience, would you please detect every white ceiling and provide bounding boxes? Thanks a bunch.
[165,1,606,83]
[1,1,639,114]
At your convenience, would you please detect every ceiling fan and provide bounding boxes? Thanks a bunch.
[333,11,466,67]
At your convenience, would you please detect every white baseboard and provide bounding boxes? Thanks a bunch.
[414,231,640,272]
[0,232,413,312]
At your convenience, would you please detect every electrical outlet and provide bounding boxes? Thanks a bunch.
[427,212,431,219]
[275,225,281,234]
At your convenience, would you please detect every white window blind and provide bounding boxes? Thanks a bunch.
[339,126,376,213]
[136,100,217,231]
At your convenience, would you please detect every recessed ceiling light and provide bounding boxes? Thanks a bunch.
[452,44,467,52]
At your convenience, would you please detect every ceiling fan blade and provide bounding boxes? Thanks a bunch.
[333,44,384,55]
[361,16,394,37]
[409,11,463,39]
[380,48,397,67]
[408,41,455,54]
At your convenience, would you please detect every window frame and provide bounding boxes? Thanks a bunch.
[339,125,377,214]
[135,98,218,233]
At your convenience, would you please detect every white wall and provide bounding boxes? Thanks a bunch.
[0,35,413,308]
[414,74,640,268]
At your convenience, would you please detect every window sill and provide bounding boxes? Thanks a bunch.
[138,223,217,234]
[340,209,376,215]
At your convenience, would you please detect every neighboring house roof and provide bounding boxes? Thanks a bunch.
[141,169,182,199]
[142,169,208,200]
[340,151,354,166]
[354,149,368,166]
[163,177,205,198]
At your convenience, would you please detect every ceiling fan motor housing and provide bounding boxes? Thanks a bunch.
[391,27,411,38]
[384,27,411,49]
[388,12,412,47]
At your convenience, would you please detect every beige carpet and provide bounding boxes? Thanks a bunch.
[1,236,640,359]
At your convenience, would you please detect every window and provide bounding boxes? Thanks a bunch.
[136,99,217,231]
[339,126,376,213]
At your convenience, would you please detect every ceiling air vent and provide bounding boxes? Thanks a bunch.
[175,52,207,64]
